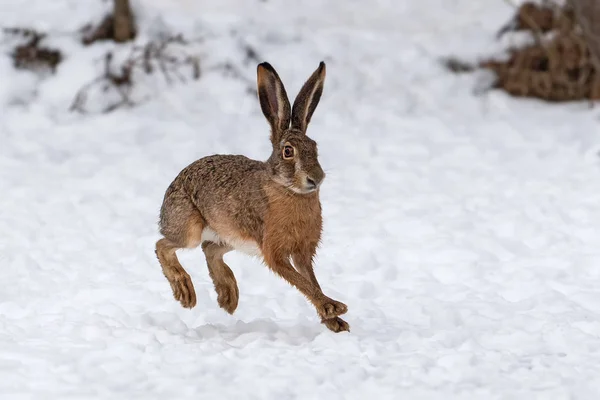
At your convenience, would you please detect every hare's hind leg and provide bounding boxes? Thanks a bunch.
[156,188,204,308]
[202,241,239,314]
[156,238,197,308]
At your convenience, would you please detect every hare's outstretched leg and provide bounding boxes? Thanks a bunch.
[292,252,322,290]
[202,241,239,314]
[263,248,347,322]
[156,187,204,308]
[292,252,350,332]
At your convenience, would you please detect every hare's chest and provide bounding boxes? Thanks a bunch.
[265,194,322,251]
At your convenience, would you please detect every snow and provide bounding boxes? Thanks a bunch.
[2,0,600,398]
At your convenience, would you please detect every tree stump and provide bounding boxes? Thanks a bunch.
[114,0,135,43]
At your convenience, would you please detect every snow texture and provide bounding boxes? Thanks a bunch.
[2,0,600,398]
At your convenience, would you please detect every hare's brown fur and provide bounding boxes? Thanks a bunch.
[155,62,349,333]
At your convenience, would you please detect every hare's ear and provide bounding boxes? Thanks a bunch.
[257,62,291,143]
[291,61,326,133]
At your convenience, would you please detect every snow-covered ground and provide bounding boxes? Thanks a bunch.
[2,0,600,398]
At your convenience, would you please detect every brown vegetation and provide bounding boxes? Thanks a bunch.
[447,0,600,102]
[4,28,62,73]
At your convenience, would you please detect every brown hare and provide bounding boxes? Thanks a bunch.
[155,61,349,333]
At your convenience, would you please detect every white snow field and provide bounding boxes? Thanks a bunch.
[2,0,600,398]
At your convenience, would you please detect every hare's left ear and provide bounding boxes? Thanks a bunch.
[291,62,326,133]
[257,62,291,144]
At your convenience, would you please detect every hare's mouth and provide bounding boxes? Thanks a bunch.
[299,187,318,194]
[272,175,317,194]
[286,182,319,195]
[289,185,317,195]
[296,177,321,194]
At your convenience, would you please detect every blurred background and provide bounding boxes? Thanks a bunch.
[2,0,600,398]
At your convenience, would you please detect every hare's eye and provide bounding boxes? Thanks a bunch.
[283,146,294,159]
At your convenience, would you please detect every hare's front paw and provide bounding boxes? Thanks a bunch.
[322,317,350,333]
[316,297,348,319]
[215,283,239,314]
[170,273,197,309]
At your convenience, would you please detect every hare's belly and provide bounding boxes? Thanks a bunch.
[201,227,262,257]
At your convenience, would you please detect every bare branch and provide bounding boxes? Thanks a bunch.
[71,35,201,113]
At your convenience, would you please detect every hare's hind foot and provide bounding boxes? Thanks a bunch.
[214,282,239,314]
[155,238,197,308]
[170,271,196,309]
[322,317,350,333]
[202,241,239,314]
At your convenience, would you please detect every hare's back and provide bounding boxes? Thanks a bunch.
[181,154,267,195]
[179,154,269,247]
[181,154,266,186]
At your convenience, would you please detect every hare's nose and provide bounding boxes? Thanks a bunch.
[306,177,317,189]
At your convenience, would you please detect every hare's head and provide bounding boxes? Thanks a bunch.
[257,62,327,195]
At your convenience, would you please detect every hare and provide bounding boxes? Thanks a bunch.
[155,61,349,333]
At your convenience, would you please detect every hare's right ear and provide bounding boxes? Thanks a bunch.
[257,62,291,143]
[291,62,326,133]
